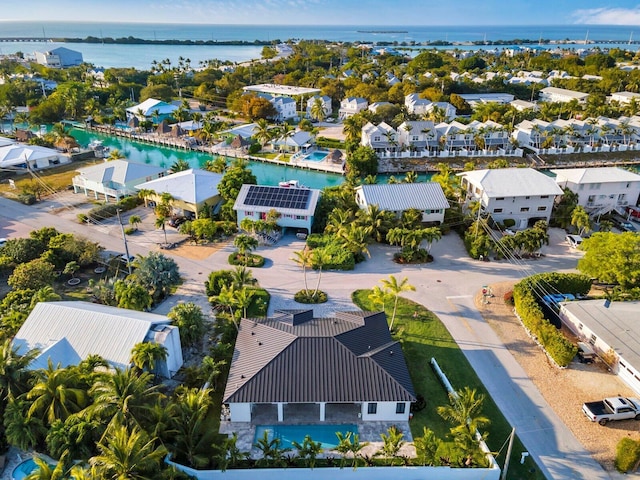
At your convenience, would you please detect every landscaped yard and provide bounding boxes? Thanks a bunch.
[353,290,545,480]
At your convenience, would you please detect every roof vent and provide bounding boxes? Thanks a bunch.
[258,341,263,346]
[390,350,394,355]
[240,375,245,379]
[251,332,255,335]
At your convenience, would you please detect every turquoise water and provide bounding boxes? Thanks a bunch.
[70,129,344,190]
[254,424,358,450]
[12,458,55,480]
[304,150,329,162]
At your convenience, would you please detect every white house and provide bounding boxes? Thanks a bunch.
[271,129,315,153]
[268,95,297,121]
[0,144,69,169]
[510,99,539,112]
[355,182,450,224]
[361,121,397,150]
[233,184,321,235]
[305,95,332,119]
[223,310,415,423]
[13,302,183,378]
[551,167,640,216]
[126,98,178,122]
[338,97,368,119]
[458,93,515,108]
[458,168,563,229]
[611,91,640,104]
[539,87,589,104]
[558,300,640,396]
[405,94,456,120]
[396,120,439,153]
[135,169,223,219]
[73,160,167,202]
[34,47,83,68]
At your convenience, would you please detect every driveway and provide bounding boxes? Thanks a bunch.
[0,195,613,479]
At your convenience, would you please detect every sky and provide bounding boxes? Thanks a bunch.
[3,0,640,25]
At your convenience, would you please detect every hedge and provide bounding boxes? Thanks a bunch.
[305,234,355,271]
[315,136,345,150]
[615,438,640,472]
[513,272,591,366]
[87,196,142,222]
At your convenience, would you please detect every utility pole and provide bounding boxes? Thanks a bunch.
[500,428,516,480]
[116,209,132,275]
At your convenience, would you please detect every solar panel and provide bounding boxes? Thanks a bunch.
[244,186,311,210]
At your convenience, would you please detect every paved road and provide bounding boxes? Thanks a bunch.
[0,196,617,479]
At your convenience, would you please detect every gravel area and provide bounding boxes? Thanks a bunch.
[477,281,637,472]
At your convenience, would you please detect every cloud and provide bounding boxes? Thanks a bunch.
[572,6,640,25]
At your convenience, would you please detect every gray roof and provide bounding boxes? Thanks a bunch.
[551,167,640,185]
[233,184,321,217]
[135,168,223,204]
[559,300,640,371]
[458,168,564,198]
[13,302,173,370]
[223,310,416,404]
[76,160,166,186]
[355,182,450,211]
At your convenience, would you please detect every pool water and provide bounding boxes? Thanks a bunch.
[254,424,358,450]
[12,458,55,480]
[303,150,329,162]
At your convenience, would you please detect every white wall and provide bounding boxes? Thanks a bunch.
[361,401,410,422]
[484,195,555,228]
[559,180,640,211]
[229,403,252,422]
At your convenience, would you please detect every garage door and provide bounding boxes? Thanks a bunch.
[618,359,640,396]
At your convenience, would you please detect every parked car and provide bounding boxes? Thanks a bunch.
[582,397,640,425]
[576,342,597,364]
[169,216,187,228]
[626,206,640,220]
[619,221,637,232]
[565,234,583,248]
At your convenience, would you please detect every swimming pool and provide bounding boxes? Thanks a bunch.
[254,424,358,450]
[12,458,55,480]
[302,150,329,162]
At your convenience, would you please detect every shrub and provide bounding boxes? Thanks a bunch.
[77,213,88,224]
[615,438,640,472]
[205,270,234,297]
[18,193,36,205]
[248,143,261,155]
[228,252,265,268]
[124,227,136,235]
[315,136,345,149]
[305,234,355,270]
[87,197,141,222]
[294,290,328,304]
[503,291,514,306]
[503,218,516,228]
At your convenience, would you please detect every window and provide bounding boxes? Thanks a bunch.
[537,206,547,211]
[367,403,377,414]
[578,323,583,331]
[520,207,530,212]
[493,208,503,213]
[495,197,505,201]
[412,135,419,141]
[244,211,253,216]
[396,403,406,414]
[578,184,584,190]
[589,334,597,345]
[296,215,307,220]
[540,195,549,199]
[525,196,530,200]
[374,136,380,142]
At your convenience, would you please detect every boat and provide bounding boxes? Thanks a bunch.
[278,180,308,189]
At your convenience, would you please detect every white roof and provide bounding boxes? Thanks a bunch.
[559,300,640,371]
[126,98,177,116]
[613,91,640,99]
[0,137,16,148]
[356,183,450,211]
[13,302,172,370]
[551,167,640,185]
[221,123,258,139]
[135,168,223,205]
[76,160,166,185]
[243,84,320,96]
[540,87,589,100]
[458,168,563,197]
[0,144,60,167]
[272,130,314,147]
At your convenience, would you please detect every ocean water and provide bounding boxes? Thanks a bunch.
[1,22,639,69]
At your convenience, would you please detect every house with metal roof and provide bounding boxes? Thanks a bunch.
[13,302,183,378]
[126,98,178,122]
[135,168,223,219]
[223,310,416,423]
[355,183,449,224]
[458,168,563,229]
[539,87,589,104]
[233,184,321,235]
[558,300,640,395]
[551,167,640,216]
[34,47,83,68]
[72,160,167,202]
[0,144,69,170]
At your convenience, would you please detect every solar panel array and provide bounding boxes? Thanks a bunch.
[244,186,311,210]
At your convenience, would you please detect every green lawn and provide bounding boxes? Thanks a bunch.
[353,290,545,480]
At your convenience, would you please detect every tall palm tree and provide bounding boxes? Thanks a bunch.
[128,215,142,231]
[27,362,87,425]
[356,204,393,243]
[137,188,155,208]
[437,386,490,435]
[90,422,166,480]
[0,338,38,402]
[170,388,214,469]
[88,368,159,431]
[253,118,273,148]
[155,216,169,245]
[233,234,258,265]
[169,158,190,173]
[310,97,327,122]
[291,249,313,295]
[380,275,416,332]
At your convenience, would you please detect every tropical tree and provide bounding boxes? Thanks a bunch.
[130,342,168,377]
[356,204,394,243]
[310,98,327,123]
[114,280,153,311]
[230,266,255,288]
[578,232,640,289]
[90,423,167,479]
[377,425,406,465]
[0,338,38,402]
[27,362,87,425]
[253,118,274,148]
[200,356,226,391]
[170,388,215,468]
[128,215,142,231]
[63,261,80,280]
[292,435,323,469]
[213,432,249,472]
[380,275,416,331]
[137,188,155,208]
[170,159,190,173]
[414,427,442,466]
[571,205,591,236]
[368,285,390,312]
[335,431,369,469]
[437,386,490,436]
[167,303,206,349]
[291,248,313,295]
[4,397,46,450]
[234,234,259,265]
[253,430,290,467]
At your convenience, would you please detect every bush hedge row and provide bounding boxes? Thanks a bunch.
[87,196,142,222]
[615,438,640,472]
[513,273,591,367]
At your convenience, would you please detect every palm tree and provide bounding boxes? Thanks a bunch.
[310,248,331,298]
[27,362,88,425]
[0,338,38,401]
[232,287,255,320]
[107,149,124,161]
[130,342,168,376]
[571,205,591,236]
[230,266,255,288]
[169,158,190,173]
[88,368,159,431]
[200,356,226,391]
[335,431,369,469]
[413,427,442,466]
[276,123,295,153]
[377,425,406,465]
[234,234,259,265]
[253,118,273,148]
[137,188,155,208]
[338,224,371,260]
[170,388,214,469]
[292,435,323,469]
[90,422,167,479]
[356,204,393,243]
[403,171,418,183]
[63,261,80,280]
[380,275,416,332]
[254,430,290,467]
[310,97,326,123]
[155,215,169,245]
[128,215,142,231]
[368,285,390,312]
[291,249,313,295]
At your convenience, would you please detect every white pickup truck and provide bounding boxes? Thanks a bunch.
[582,397,640,425]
